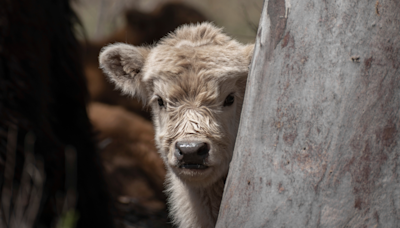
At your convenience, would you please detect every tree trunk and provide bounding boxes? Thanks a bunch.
[216,0,400,227]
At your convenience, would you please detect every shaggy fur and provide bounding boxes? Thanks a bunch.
[100,22,254,228]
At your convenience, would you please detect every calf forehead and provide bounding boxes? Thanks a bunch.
[148,45,245,76]
[152,71,222,107]
[144,40,247,80]
[144,45,246,99]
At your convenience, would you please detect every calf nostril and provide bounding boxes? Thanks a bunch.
[197,143,209,157]
[174,148,184,161]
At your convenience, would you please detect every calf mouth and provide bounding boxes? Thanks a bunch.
[178,163,208,170]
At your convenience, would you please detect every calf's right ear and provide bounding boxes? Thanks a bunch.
[99,43,150,103]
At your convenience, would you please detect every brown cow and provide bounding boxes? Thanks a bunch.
[88,102,168,226]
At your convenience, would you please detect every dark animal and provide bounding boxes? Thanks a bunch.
[0,0,113,227]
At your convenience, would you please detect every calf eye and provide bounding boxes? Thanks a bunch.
[158,97,165,107]
[223,94,235,107]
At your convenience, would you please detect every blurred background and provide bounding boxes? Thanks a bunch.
[0,0,262,227]
[74,0,262,43]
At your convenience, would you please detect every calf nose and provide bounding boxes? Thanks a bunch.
[175,141,209,162]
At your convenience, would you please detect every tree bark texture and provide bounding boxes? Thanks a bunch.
[217,0,400,227]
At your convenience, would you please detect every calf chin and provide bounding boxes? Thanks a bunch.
[171,164,227,188]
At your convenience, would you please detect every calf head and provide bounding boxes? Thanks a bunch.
[99,23,253,188]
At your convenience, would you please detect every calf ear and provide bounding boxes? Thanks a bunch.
[235,44,255,93]
[242,44,255,65]
[99,43,150,103]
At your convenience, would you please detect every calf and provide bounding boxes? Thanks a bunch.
[99,22,253,228]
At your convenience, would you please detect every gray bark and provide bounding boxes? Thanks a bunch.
[216,0,400,227]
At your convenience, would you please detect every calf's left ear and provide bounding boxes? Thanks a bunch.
[234,44,255,93]
[242,44,255,65]
[99,43,150,103]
